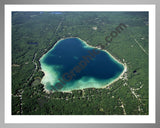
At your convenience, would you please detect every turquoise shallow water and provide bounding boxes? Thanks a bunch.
[40,37,124,92]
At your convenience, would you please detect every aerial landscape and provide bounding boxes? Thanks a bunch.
[12,11,148,115]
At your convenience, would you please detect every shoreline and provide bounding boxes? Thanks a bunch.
[39,37,127,93]
[39,38,66,62]
[54,63,127,93]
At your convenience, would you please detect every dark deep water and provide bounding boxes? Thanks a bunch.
[40,37,124,92]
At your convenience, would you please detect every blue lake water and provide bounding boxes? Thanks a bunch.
[50,12,63,14]
[40,37,124,92]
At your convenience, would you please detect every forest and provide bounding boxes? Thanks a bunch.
[12,12,148,115]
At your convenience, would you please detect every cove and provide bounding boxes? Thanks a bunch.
[40,37,125,92]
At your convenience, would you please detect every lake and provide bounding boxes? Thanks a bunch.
[40,37,124,92]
